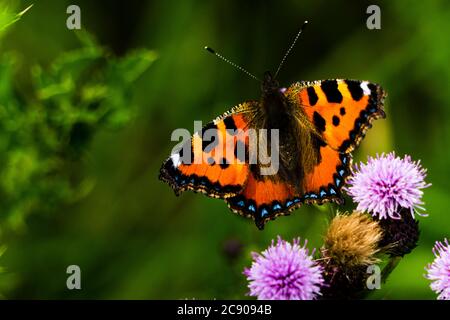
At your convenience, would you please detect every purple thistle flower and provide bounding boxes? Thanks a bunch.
[425,239,450,300]
[345,152,431,219]
[243,236,324,300]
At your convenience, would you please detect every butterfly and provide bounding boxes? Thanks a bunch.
[159,24,386,229]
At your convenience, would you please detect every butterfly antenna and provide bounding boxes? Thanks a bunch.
[274,20,308,78]
[204,46,261,82]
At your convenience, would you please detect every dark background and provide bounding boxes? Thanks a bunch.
[0,0,448,299]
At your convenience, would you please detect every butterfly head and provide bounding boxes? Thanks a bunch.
[262,71,280,95]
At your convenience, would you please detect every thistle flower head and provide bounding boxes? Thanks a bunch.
[425,239,450,300]
[323,211,382,268]
[345,152,431,220]
[243,236,324,300]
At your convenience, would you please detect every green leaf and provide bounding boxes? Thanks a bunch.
[115,49,158,84]
[0,4,32,38]
[0,28,157,230]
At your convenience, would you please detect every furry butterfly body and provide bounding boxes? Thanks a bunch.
[160,72,386,229]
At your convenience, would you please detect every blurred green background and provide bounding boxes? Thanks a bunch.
[0,0,448,299]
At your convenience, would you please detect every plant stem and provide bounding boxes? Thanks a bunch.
[381,256,402,283]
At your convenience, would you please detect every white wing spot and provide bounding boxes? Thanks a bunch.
[360,81,371,95]
[171,153,181,168]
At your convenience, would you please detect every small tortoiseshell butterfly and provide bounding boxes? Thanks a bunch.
[159,22,386,229]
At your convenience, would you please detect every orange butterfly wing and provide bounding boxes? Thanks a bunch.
[286,79,386,153]
[227,170,298,229]
[301,144,351,203]
[159,102,256,198]
[227,147,351,229]
[275,79,385,218]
